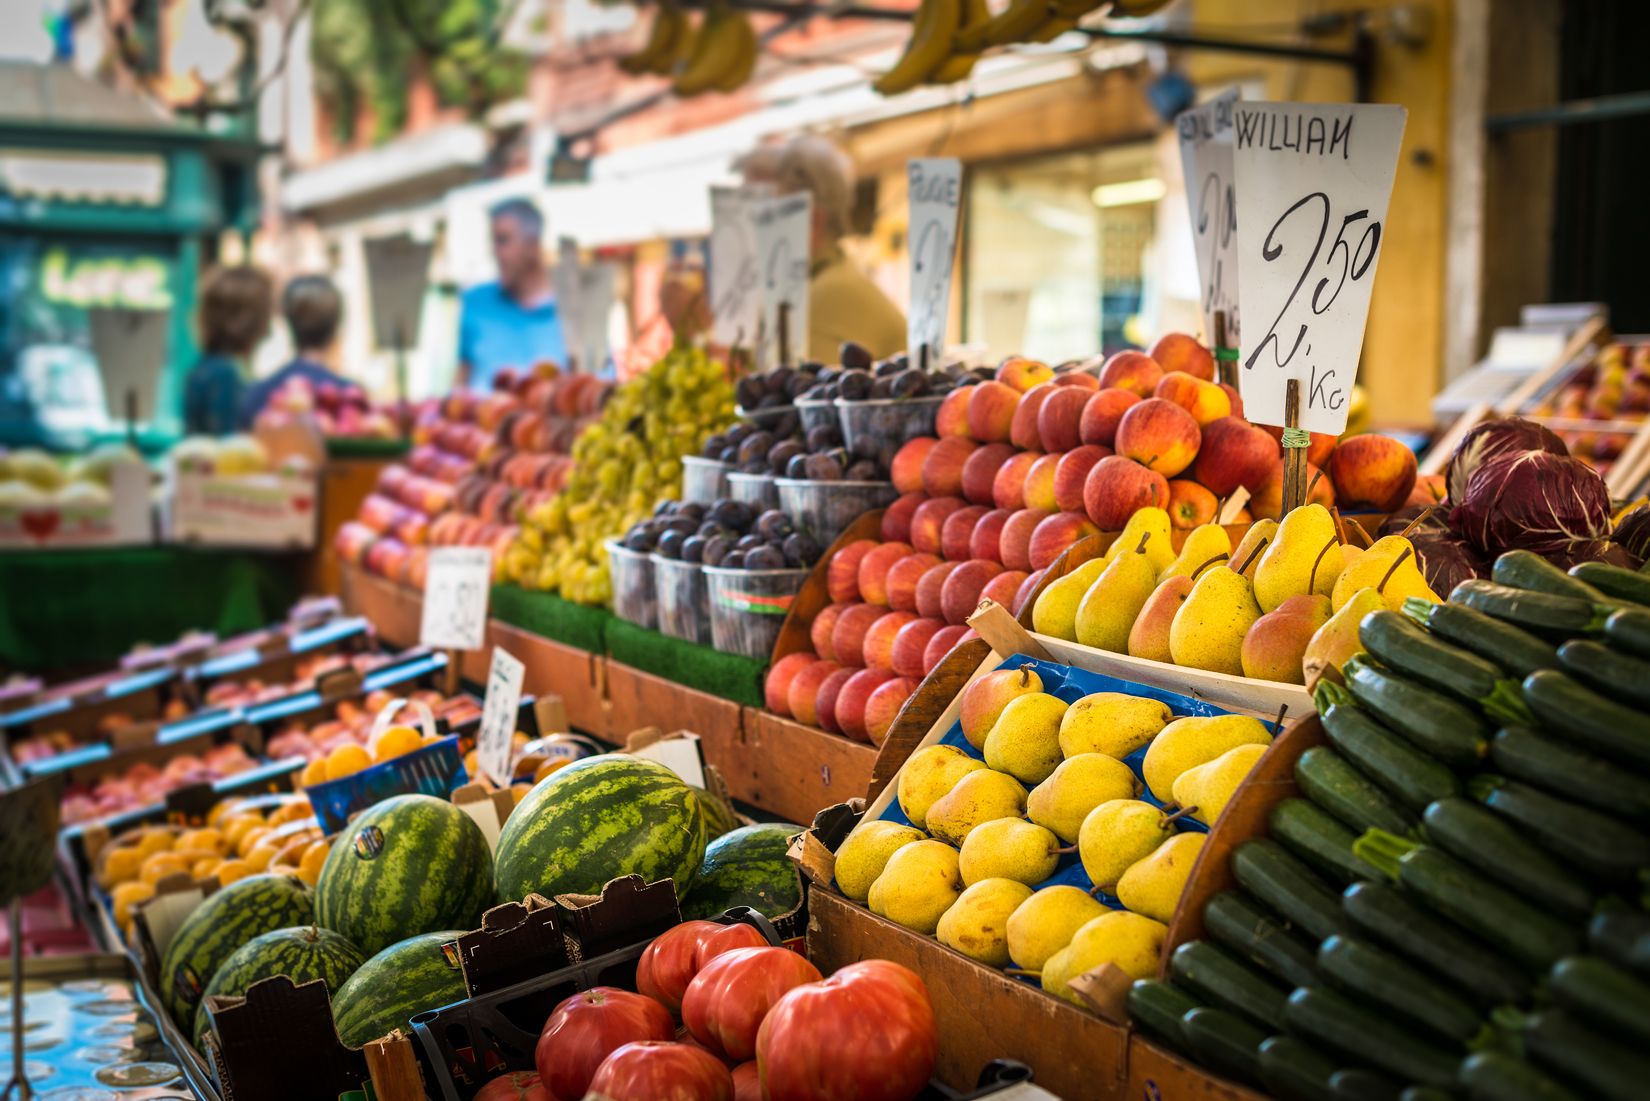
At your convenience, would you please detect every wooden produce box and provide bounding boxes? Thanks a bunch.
[734,707,877,826]
[1125,1034,1269,1101]
[339,562,425,650]
[602,660,739,756]
[490,620,608,737]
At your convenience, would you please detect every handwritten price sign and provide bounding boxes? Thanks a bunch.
[1232,101,1407,435]
[476,646,525,786]
[709,186,763,349]
[907,158,962,366]
[755,192,812,370]
[1176,89,1240,348]
[419,546,492,652]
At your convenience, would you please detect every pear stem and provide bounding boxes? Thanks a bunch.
[1136,531,1150,554]
[1087,882,1112,897]
[1005,967,1042,978]
[1191,552,1231,580]
[1159,805,1198,827]
[1271,702,1289,735]
[1234,537,1269,576]
[1307,537,1339,595]
[1377,547,1416,594]
[1329,505,1349,547]
[1398,506,1441,540]
[1049,845,1076,856]
[1305,466,1326,501]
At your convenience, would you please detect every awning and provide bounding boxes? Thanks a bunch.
[282,123,488,213]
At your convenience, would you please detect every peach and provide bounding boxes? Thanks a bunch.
[764,652,818,717]
[857,541,914,605]
[890,617,946,678]
[1053,445,1112,513]
[1149,332,1216,382]
[1052,370,1099,391]
[999,509,1053,572]
[1155,371,1231,426]
[915,560,962,621]
[886,553,944,613]
[941,559,1005,625]
[941,505,991,562]
[910,496,966,555]
[1328,434,1419,512]
[935,385,975,438]
[830,604,886,668]
[814,667,859,734]
[960,443,1018,506]
[836,669,899,742]
[1024,454,1062,512]
[810,602,852,660]
[1167,479,1219,528]
[969,508,1013,563]
[965,381,1021,443]
[992,451,1043,511]
[1079,388,1141,448]
[881,492,926,543]
[1037,387,1092,454]
[1192,416,1279,497]
[979,568,1029,611]
[890,438,938,495]
[787,659,843,726]
[1013,568,1047,616]
[996,356,1055,393]
[1083,456,1170,530]
[1263,425,1336,468]
[921,437,980,497]
[1028,513,1100,571]
[1097,351,1162,396]
[1010,385,1056,451]
[827,540,878,603]
[1250,460,1334,521]
[864,677,921,747]
[1115,398,1201,478]
[923,623,971,674]
[1220,382,1244,420]
[863,610,919,671]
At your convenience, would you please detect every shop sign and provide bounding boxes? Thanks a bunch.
[1175,89,1240,348]
[906,157,963,368]
[39,248,172,311]
[477,646,525,786]
[754,192,811,370]
[420,546,492,652]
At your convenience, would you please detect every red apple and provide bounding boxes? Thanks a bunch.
[827,540,878,604]
[1219,382,1244,419]
[1012,568,1047,616]
[1154,371,1231,426]
[915,561,961,621]
[968,508,1013,563]
[921,437,980,497]
[1036,387,1091,454]
[809,603,851,660]
[1097,351,1162,396]
[1083,456,1171,530]
[941,560,1006,625]
[996,357,1055,393]
[1023,454,1062,513]
[1028,513,1100,570]
[864,677,921,746]
[836,669,898,741]
[764,652,817,717]
[965,381,1021,443]
[1009,385,1055,451]
[890,438,938,495]
[1327,434,1418,512]
[830,604,886,669]
[922,624,971,673]
[940,505,991,562]
[885,553,944,612]
[1250,460,1335,521]
[998,509,1052,572]
[1263,425,1336,468]
[890,618,946,678]
[1149,332,1216,381]
[1167,480,1218,529]
[1115,398,1201,478]
[862,610,919,671]
[1079,388,1141,448]
[857,541,914,606]
[1193,416,1280,497]
[991,452,1043,511]
[979,569,1029,610]
[880,492,926,543]
[787,660,843,726]
[814,667,858,734]
[960,443,1017,506]
[910,496,965,555]
[1053,445,1112,513]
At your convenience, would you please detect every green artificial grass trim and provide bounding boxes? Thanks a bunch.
[489,584,612,654]
[604,617,767,709]
[324,437,412,460]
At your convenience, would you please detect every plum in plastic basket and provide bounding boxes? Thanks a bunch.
[836,394,944,465]
[725,470,779,512]
[795,398,837,436]
[651,554,712,646]
[680,456,730,505]
[703,564,809,660]
[775,476,899,545]
[604,539,657,630]
[304,735,468,834]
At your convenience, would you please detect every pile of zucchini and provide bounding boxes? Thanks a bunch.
[1128,549,1650,1101]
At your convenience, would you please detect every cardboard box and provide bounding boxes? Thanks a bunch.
[1125,1034,1269,1101]
[0,459,151,548]
[168,467,319,548]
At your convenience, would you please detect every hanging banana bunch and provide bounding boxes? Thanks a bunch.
[674,2,761,96]
[619,2,691,76]
[872,0,961,96]
[927,0,990,84]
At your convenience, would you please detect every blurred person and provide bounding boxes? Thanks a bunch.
[458,198,566,390]
[239,275,353,428]
[183,265,272,436]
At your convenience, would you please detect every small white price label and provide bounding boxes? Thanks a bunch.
[1232,101,1407,435]
[755,192,812,369]
[907,157,963,367]
[709,185,764,349]
[557,236,586,370]
[476,646,525,786]
[1175,88,1240,348]
[419,546,492,652]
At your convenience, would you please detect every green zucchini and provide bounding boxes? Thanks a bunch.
[1360,608,1527,719]
[1316,682,1461,812]
[1523,1009,1650,1101]
[1342,881,1530,1008]
[1522,668,1650,768]
[1125,979,1201,1050]
[1202,891,1319,989]
[1571,560,1650,606]
[1421,797,1593,921]
[1283,985,1461,1088]
[1490,725,1650,823]
[1258,1034,1341,1101]
[1548,955,1650,1046]
[1494,550,1609,602]
[1354,832,1581,971]
[1556,639,1650,708]
[1604,606,1650,659]
[1328,1069,1402,1101]
[1398,1089,1455,1101]
[1470,775,1650,882]
[1459,1052,1581,1101]
[1318,934,1487,1046]
[1270,798,1383,885]
[1295,745,1415,836]
[1587,910,1650,973]
[1404,597,1559,678]
[1450,579,1611,635]
[1342,654,1489,767]
[1231,839,1348,942]
[1168,940,1288,1031]
[1180,1005,1266,1086]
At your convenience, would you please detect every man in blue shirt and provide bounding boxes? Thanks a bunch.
[457,198,567,390]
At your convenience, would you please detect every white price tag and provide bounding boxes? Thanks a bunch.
[1176,89,1240,348]
[477,646,525,786]
[907,158,962,368]
[1233,101,1407,435]
[578,262,615,374]
[710,186,763,349]
[419,546,492,651]
[557,236,586,371]
[755,192,812,370]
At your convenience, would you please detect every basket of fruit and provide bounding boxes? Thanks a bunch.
[725,470,779,511]
[603,538,657,630]
[303,701,468,833]
[680,455,730,504]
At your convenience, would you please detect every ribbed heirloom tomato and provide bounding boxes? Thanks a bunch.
[472,1070,552,1101]
[533,987,674,1101]
[636,919,769,1013]
[681,946,824,1062]
[583,1040,735,1101]
[756,960,937,1101]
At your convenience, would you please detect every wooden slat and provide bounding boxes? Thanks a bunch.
[735,709,878,826]
[489,621,609,737]
[602,660,741,754]
[1126,1034,1270,1101]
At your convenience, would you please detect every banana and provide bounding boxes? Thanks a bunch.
[929,0,990,84]
[674,4,745,96]
[620,2,685,75]
[712,11,758,91]
[1053,0,1106,17]
[874,0,961,96]
[967,0,1052,51]
[1030,14,1077,41]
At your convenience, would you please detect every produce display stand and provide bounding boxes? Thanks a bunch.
[310,441,411,597]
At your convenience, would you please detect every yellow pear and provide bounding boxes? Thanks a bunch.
[897,745,985,829]
[937,878,1034,966]
[1127,575,1195,664]
[1040,944,1083,1003]
[1303,586,1386,683]
[1331,535,1440,612]
[1073,540,1159,653]
[982,693,1069,785]
[1230,518,1279,581]
[1078,799,1173,888]
[1252,504,1341,612]
[1027,754,1141,843]
[835,820,926,902]
[1056,911,1171,997]
[1059,693,1171,760]
[1005,885,1110,970]
[1158,524,1233,584]
[958,817,1061,886]
[1116,831,1206,922]
[1168,566,1262,675]
[1171,743,1269,826]
[866,839,963,934]
[1141,714,1274,802]
[1031,558,1107,641]
[1103,507,1175,574]
[925,769,1028,846]
[958,667,1044,750]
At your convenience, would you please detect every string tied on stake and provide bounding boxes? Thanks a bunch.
[1280,427,1313,449]
[1213,347,1241,362]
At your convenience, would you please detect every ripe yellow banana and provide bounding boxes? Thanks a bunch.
[874,0,961,96]
[674,4,745,96]
[1030,14,1077,41]
[620,2,686,75]
[713,12,758,91]
[966,0,1054,50]
[1053,0,1106,18]
[929,0,990,84]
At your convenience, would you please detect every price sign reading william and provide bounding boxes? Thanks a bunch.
[1175,89,1240,347]
[419,546,492,652]
[709,186,763,348]
[907,158,962,366]
[476,646,525,786]
[1233,101,1407,435]
[755,192,811,370]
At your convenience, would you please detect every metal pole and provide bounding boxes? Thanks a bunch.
[4,900,29,1101]
[1486,91,1650,133]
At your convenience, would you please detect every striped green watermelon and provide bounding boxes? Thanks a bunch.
[682,823,803,920]
[694,785,740,840]
[330,929,469,1047]
[494,755,707,904]
[158,873,314,1027]
[315,794,493,956]
[192,925,365,1047]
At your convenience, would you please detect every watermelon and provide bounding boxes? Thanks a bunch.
[695,785,740,840]
[314,794,493,956]
[158,873,314,1027]
[192,925,365,1047]
[330,929,469,1047]
[682,823,804,920]
[494,755,707,904]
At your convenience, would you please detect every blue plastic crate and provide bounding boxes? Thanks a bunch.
[304,734,468,833]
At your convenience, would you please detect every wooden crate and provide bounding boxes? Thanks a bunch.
[338,563,423,650]
[490,621,609,737]
[735,709,877,826]
[1126,1034,1269,1101]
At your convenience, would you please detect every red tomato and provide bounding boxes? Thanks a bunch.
[636,920,768,1014]
[682,947,823,1063]
[473,1071,553,1101]
[731,1061,762,1101]
[534,986,674,1101]
[756,961,937,1101]
[583,1040,734,1101]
